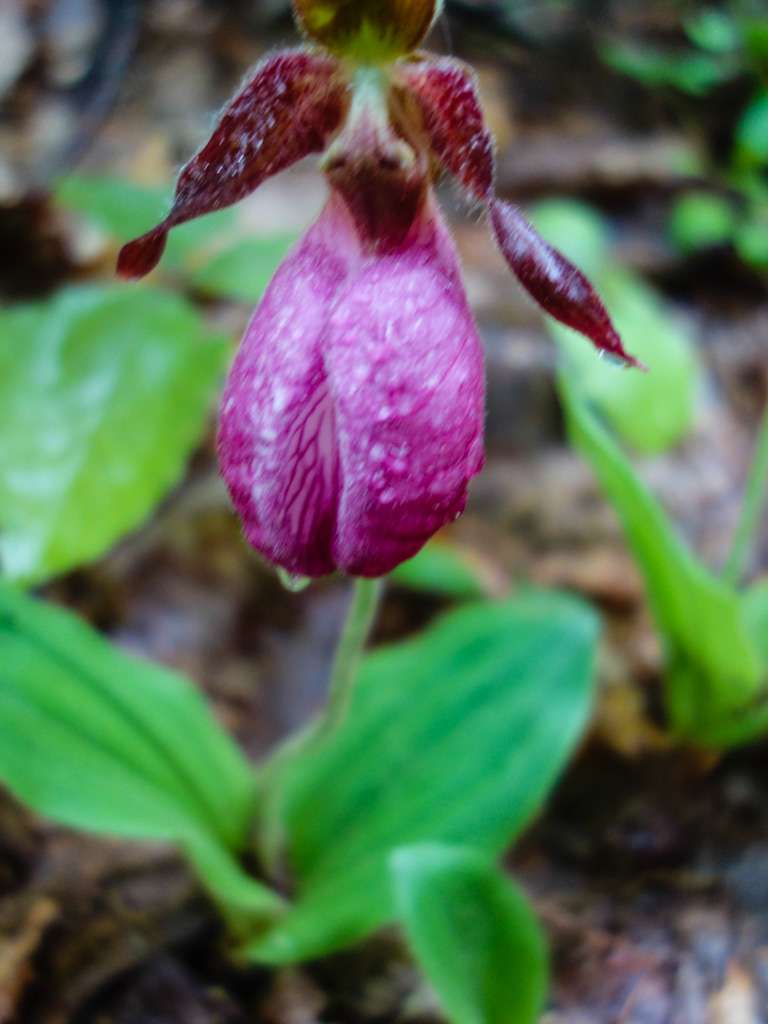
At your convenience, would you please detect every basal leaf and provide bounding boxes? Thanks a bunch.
[736,218,768,268]
[559,376,768,746]
[56,175,235,268]
[247,592,597,963]
[390,540,488,599]
[392,844,547,1024]
[669,191,737,253]
[527,200,608,279]
[0,582,254,846]
[601,41,732,95]
[684,9,741,54]
[0,583,282,924]
[736,90,768,164]
[532,200,700,454]
[744,18,768,62]
[192,236,294,302]
[57,176,170,244]
[0,285,225,584]
[743,580,768,667]
[552,271,698,453]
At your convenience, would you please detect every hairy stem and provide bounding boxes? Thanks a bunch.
[724,406,768,587]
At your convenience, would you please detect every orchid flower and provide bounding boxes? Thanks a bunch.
[118,0,641,579]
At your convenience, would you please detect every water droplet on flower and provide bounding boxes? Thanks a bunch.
[598,350,632,369]
[277,569,311,592]
[273,385,289,412]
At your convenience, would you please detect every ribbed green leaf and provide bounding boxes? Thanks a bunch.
[392,844,547,1024]
[669,191,737,253]
[0,581,254,847]
[192,237,294,302]
[391,541,488,599]
[743,580,768,667]
[0,285,225,584]
[56,175,234,267]
[532,199,700,454]
[247,592,597,963]
[736,89,768,164]
[601,40,733,95]
[0,582,283,924]
[559,376,768,746]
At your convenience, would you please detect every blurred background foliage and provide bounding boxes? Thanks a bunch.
[0,0,767,1021]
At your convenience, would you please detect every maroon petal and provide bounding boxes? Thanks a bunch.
[398,56,495,203]
[491,199,645,370]
[117,49,347,279]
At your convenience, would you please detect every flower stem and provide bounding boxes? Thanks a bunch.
[257,576,384,874]
[724,405,768,587]
[321,576,384,736]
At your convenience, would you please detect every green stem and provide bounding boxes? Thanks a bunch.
[320,577,384,736]
[724,405,768,587]
[257,576,384,873]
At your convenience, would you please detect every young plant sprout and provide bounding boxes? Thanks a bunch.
[118,0,642,580]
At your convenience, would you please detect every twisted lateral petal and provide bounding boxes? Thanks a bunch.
[217,196,484,578]
[491,200,645,370]
[398,56,495,203]
[327,203,485,576]
[117,50,347,279]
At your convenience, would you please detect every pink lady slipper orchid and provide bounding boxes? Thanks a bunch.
[118,0,642,579]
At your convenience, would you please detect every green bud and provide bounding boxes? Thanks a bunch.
[293,0,442,61]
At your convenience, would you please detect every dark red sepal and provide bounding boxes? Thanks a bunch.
[117,226,169,280]
[117,49,348,279]
[491,199,646,370]
[398,56,495,203]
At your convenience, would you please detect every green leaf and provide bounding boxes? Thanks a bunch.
[391,541,489,599]
[723,407,768,586]
[55,175,234,269]
[247,592,598,963]
[684,9,741,54]
[531,200,700,454]
[559,376,768,747]
[743,580,768,667]
[192,237,294,302]
[56,175,168,242]
[528,200,609,278]
[555,272,698,453]
[0,581,253,845]
[0,285,226,584]
[743,18,768,63]
[736,218,768,267]
[0,582,282,925]
[600,41,733,95]
[736,90,768,164]
[669,191,737,252]
[392,845,547,1024]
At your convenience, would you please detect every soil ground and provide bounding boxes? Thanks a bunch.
[1,1,767,1020]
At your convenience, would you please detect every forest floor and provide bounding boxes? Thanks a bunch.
[1,1,768,1021]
